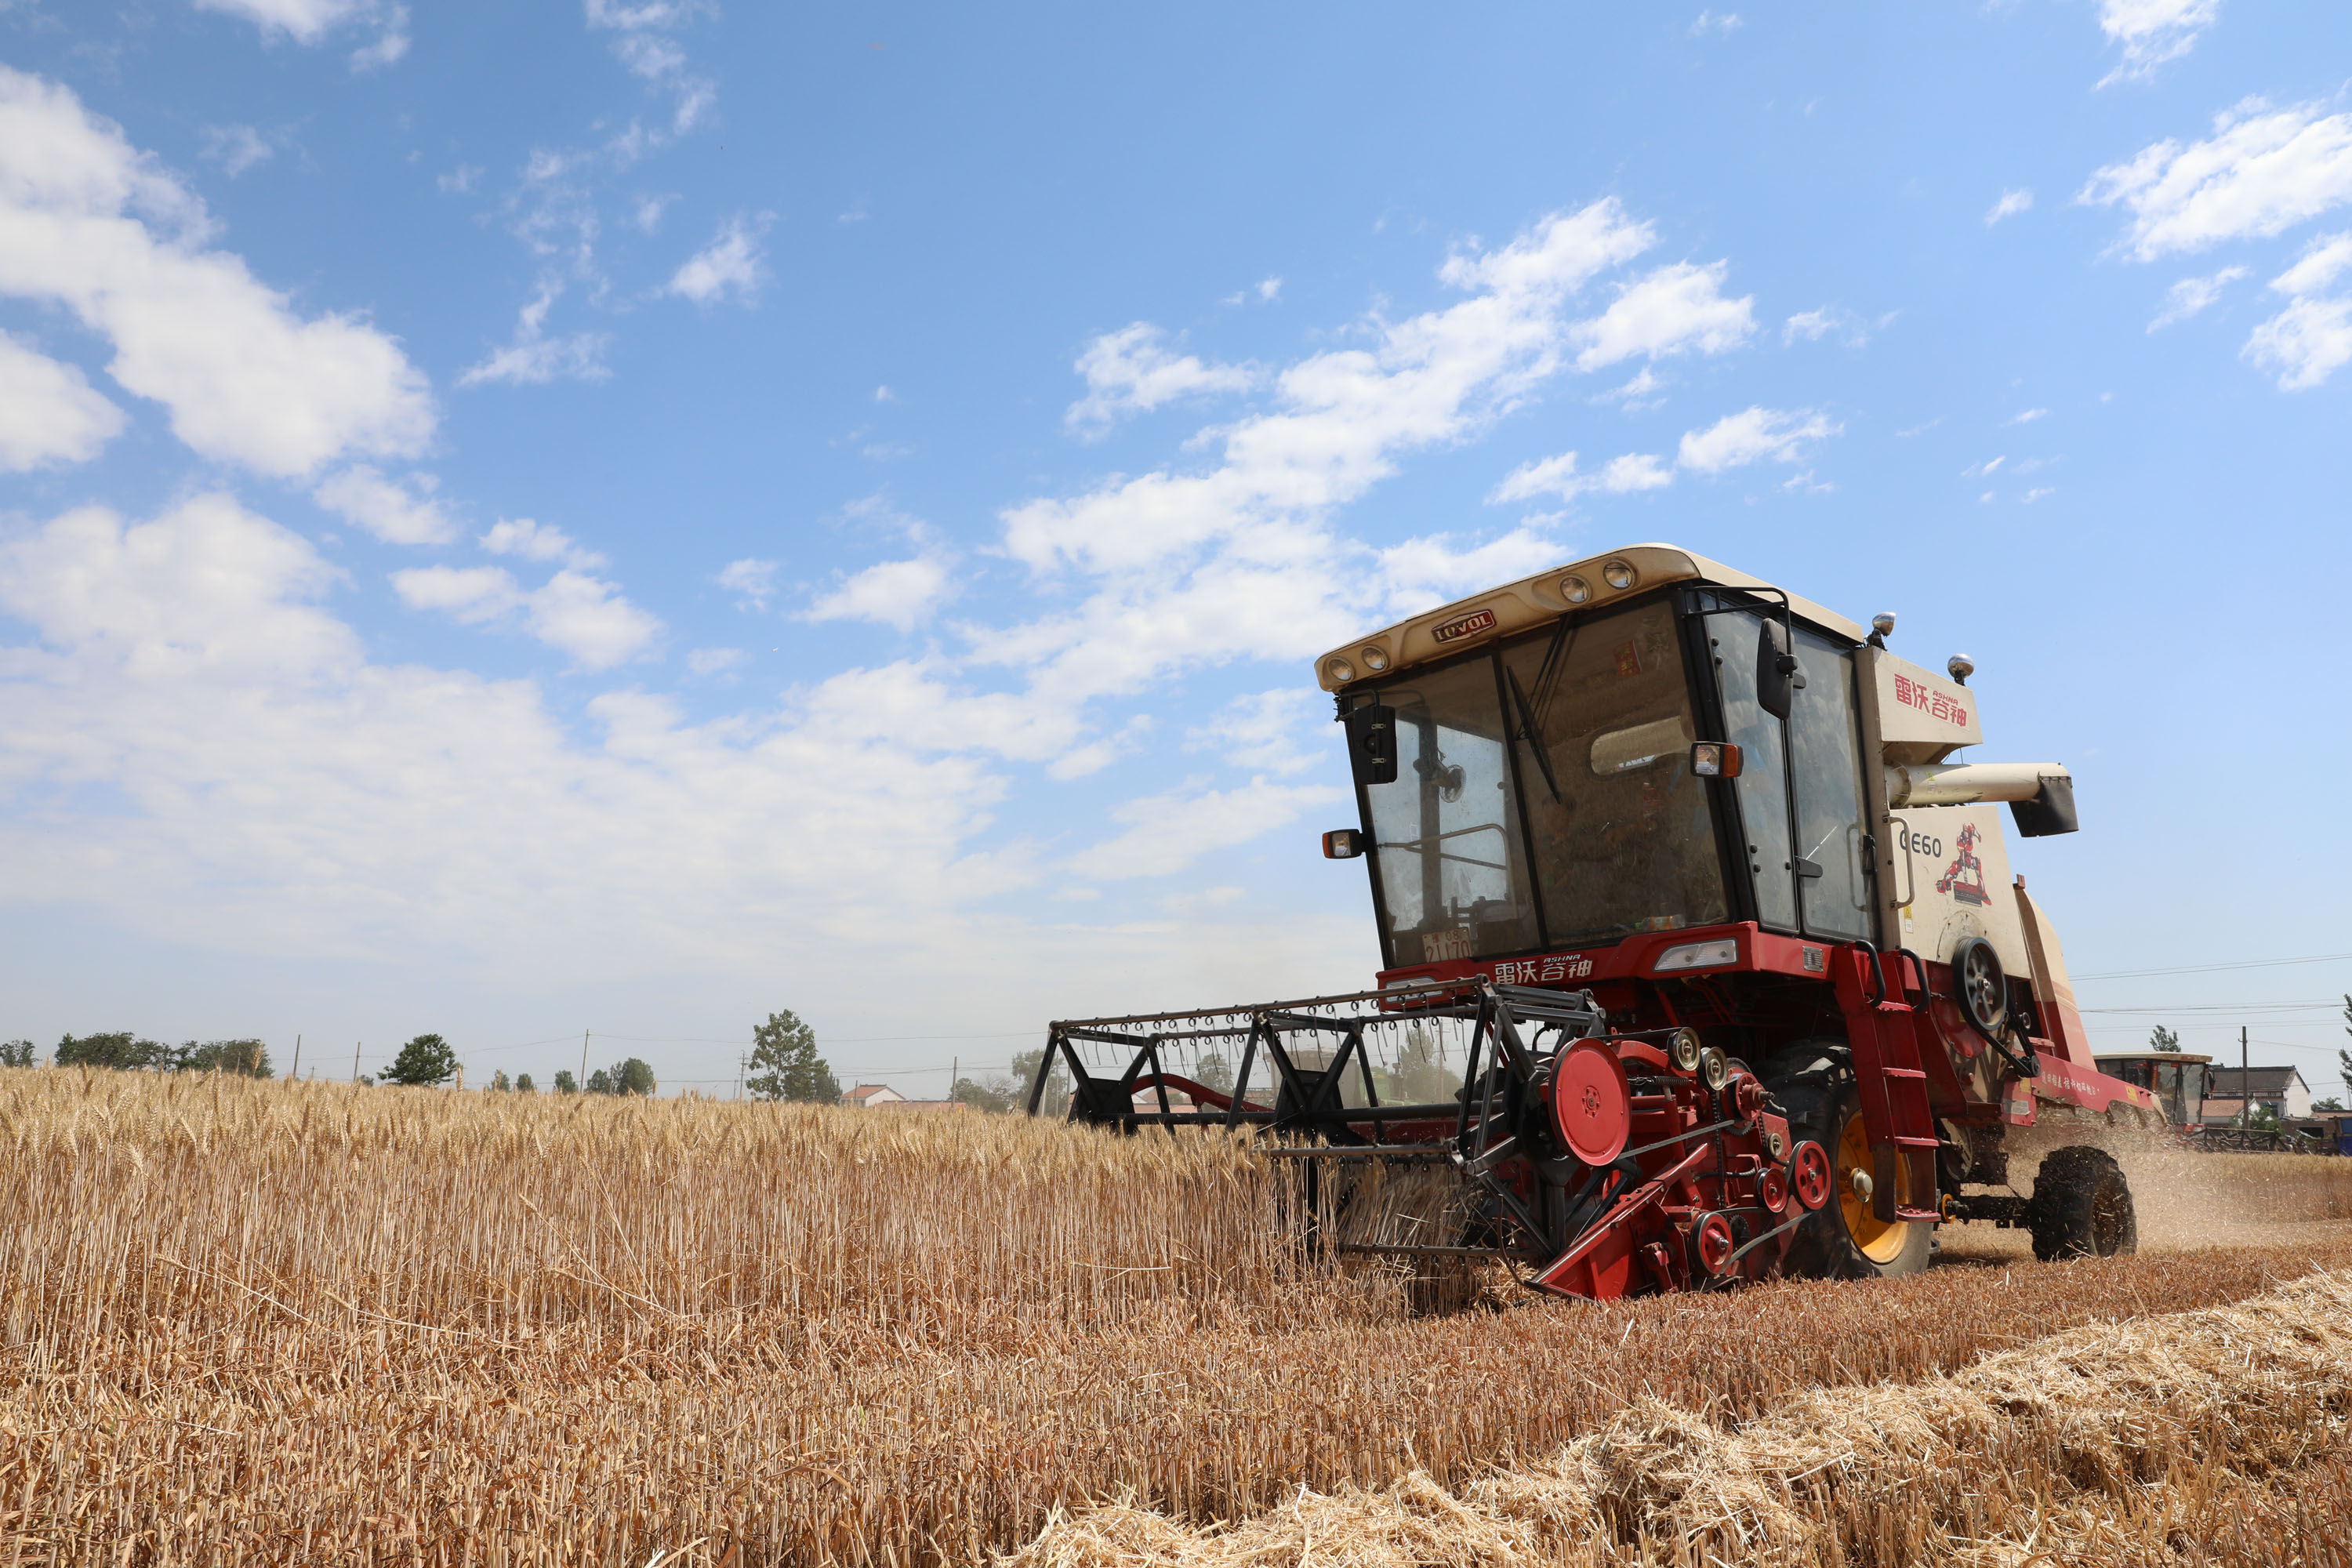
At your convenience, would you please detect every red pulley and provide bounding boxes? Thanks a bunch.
[1549,1040,1632,1167]
[1693,1213,1737,1276]
[1789,1140,1833,1212]
[1760,1163,1789,1214]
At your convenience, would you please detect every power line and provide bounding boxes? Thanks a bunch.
[2073,950,2352,982]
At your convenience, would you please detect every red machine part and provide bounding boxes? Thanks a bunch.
[1789,1141,1832,1210]
[1548,1040,1632,1166]
[1526,1031,1814,1301]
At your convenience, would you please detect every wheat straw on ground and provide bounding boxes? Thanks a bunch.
[1006,1268,2352,1568]
[8,1065,2352,1565]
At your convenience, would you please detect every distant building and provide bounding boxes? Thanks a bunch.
[2200,1065,2311,1125]
[842,1083,905,1109]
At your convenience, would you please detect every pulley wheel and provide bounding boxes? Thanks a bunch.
[1550,1040,1632,1167]
[1760,1163,1789,1214]
[1951,936,2009,1040]
[1694,1213,1737,1276]
[1789,1140,1833,1211]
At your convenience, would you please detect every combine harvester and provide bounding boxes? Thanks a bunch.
[1027,546,2156,1298]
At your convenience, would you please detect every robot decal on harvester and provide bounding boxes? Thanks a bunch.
[1936,822,1990,907]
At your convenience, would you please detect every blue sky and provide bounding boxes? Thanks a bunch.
[1,0,2347,1097]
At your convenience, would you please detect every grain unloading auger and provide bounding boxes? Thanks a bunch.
[1029,545,2160,1300]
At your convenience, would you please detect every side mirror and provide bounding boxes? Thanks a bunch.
[1343,702,1399,786]
[1321,828,1367,859]
[1756,619,1806,720]
[1690,742,1743,779]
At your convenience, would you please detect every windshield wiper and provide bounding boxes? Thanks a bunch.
[1504,664,1565,805]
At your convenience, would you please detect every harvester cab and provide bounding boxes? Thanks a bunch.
[1030,546,2157,1298]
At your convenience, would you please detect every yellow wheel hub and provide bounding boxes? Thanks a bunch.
[1836,1110,1915,1265]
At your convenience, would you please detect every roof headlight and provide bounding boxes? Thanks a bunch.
[1361,645,1390,673]
[1560,574,1592,605]
[1327,656,1356,684]
[1602,559,1638,590]
[1654,938,1739,973]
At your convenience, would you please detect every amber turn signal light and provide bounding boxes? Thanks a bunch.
[1691,742,1743,779]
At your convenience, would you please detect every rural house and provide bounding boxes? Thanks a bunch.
[2199,1065,2312,1125]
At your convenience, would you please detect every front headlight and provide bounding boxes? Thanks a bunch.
[1653,938,1739,973]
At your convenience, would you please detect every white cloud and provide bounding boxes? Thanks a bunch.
[200,124,276,178]
[312,465,456,546]
[0,67,435,477]
[717,557,779,610]
[1592,367,1665,408]
[2242,297,2352,388]
[2149,264,2249,328]
[459,279,610,387]
[687,647,744,677]
[664,214,768,305]
[1783,306,1867,347]
[479,516,606,569]
[1985,188,2034,225]
[350,9,411,71]
[2270,231,2352,298]
[194,0,372,44]
[0,331,124,470]
[0,494,1126,1020]
[1571,260,1755,371]
[392,563,521,623]
[394,561,661,669]
[1185,689,1327,778]
[2243,233,2352,390]
[1066,777,1344,880]
[1965,456,2006,477]
[1490,448,1671,505]
[2081,101,2352,263]
[2096,0,2220,86]
[437,165,481,195]
[2005,407,2049,424]
[1690,9,1741,34]
[1064,323,1257,435]
[1258,276,1283,302]
[804,554,956,633]
[1675,406,1840,474]
[586,0,716,140]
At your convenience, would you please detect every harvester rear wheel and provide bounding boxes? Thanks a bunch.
[1767,1048,1932,1281]
[2028,1145,2137,1261]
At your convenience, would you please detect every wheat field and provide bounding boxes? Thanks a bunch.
[7,1066,2352,1566]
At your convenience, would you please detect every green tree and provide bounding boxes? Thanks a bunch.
[0,1040,34,1067]
[381,1033,459,1087]
[2316,1096,2346,1112]
[746,1011,840,1103]
[585,1067,614,1094]
[552,1069,578,1094]
[1391,1025,1459,1104]
[1194,1050,1235,1096]
[490,1069,511,1091]
[612,1058,655,1096]
[56,1032,167,1070]
[1007,1046,1070,1113]
[175,1039,273,1076]
[515,1073,536,1093]
[2339,994,2351,1103]
[949,1076,1015,1113]
[2149,1025,2180,1053]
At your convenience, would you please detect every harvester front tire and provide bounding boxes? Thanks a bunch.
[1767,1055,1932,1282]
[2028,1145,2137,1261]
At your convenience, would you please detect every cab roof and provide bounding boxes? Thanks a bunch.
[1312,543,1867,692]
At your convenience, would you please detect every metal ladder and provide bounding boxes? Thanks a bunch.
[1833,946,1943,1223]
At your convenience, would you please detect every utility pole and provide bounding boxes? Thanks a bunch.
[352,1040,361,1082]
[2241,1025,2251,1126]
[580,1028,590,1090]
[290,1034,301,1080]
[951,1055,958,1104]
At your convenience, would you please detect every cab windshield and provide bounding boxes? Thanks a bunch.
[1362,597,1729,967]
